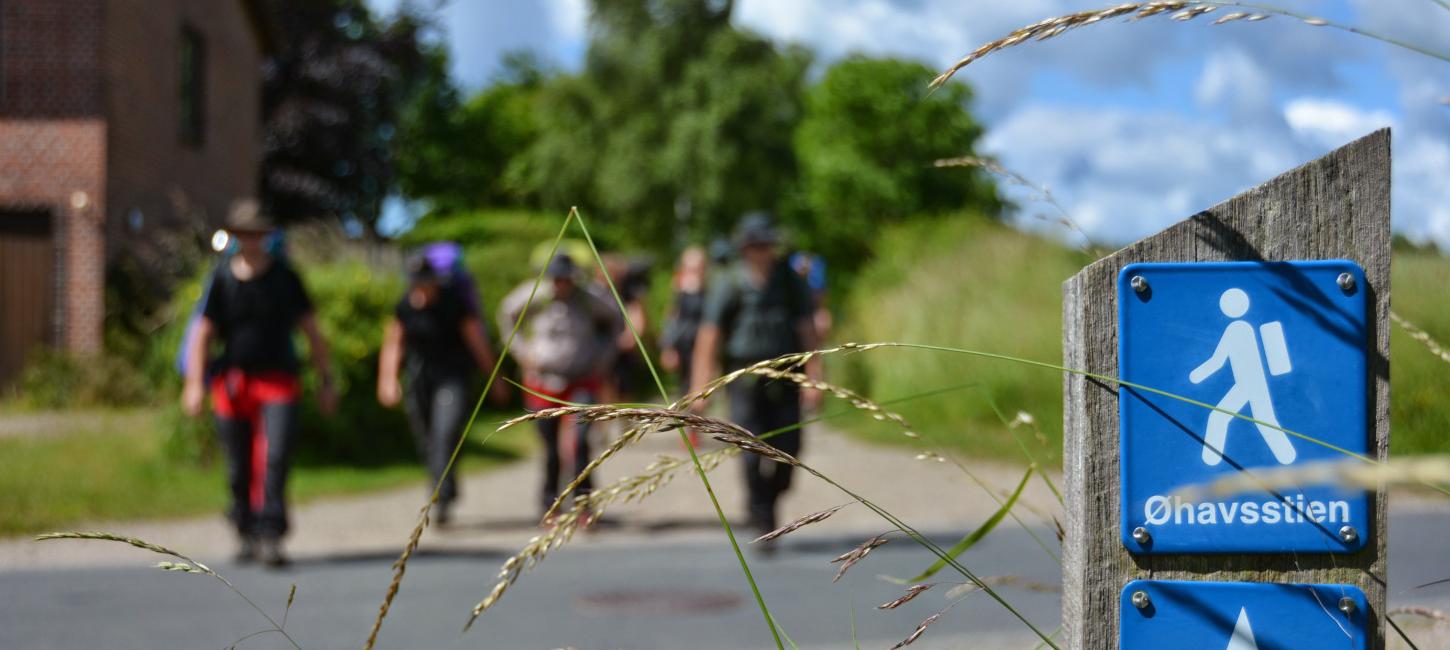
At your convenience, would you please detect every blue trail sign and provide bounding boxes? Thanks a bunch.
[1118,260,1369,554]
[1120,580,1368,650]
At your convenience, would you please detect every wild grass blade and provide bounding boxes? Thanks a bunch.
[36,532,301,649]
[1392,310,1450,365]
[898,467,1034,583]
[571,211,784,650]
[365,207,577,650]
[932,1,1449,89]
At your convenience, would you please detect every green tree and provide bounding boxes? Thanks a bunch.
[261,0,440,235]
[395,53,548,212]
[793,57,1001,270]
[514,0,810,247]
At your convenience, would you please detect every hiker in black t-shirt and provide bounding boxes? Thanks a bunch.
[377,255,504,526]
[689,212,822,545]
[181,200,336,568]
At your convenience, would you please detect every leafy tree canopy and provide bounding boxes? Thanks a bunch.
[261,0,440,236]
[396,0,1001,274]
[793,57,1001,271]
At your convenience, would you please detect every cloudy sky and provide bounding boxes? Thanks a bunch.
[370,0,1450,248]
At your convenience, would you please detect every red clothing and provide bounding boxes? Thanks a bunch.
[210,370,300,511]
[521,375,602,410]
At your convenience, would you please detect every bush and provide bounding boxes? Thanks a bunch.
[13,348,154,409]
[155,257,413,465]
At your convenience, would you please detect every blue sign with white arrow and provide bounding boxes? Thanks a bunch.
[1118,260,1370,554]
[1121,580,1368,650]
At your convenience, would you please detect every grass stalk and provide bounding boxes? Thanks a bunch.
[572,211,784,649]
[364,208,578,649]
[35,532,301,650]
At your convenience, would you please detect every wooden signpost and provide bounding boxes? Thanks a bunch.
[1062,129,1390,648]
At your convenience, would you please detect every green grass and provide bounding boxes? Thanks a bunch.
[834,214,1085,463]
[0,410,530,536]
[836,215,1450,462]
[1387,246,1450,455]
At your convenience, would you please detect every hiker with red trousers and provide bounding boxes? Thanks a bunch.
[180,200,336,568]
[498,254,621,522]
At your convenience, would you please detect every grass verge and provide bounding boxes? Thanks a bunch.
[837,215,1450,462]
[0,409,529,536]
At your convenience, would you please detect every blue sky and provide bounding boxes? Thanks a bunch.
[370,0,1450,248]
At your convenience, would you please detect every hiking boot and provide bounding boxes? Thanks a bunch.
[259,537,290,569]
[234,535,258,564]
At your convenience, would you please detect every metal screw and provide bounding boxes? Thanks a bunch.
[1131,275,1149,293]
[1131,590,1152,609]
[1339,525,1359,544]
[1131,527,1152,545]
[1337,273,1356,293]
[1338,597,1356,615]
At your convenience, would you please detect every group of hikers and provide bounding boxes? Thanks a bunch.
[179,202,829,567]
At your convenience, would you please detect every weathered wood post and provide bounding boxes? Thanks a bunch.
[1063,129,1390,648]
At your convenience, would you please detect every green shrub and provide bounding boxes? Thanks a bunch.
[13,348,154,409]
[156,258,413,465]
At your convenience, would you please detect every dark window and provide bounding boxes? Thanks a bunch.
[178,26,205,146]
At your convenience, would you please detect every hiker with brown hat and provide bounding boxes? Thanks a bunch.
[180,199,337,568]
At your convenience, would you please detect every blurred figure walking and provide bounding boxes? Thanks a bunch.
[660,246,708,397]
[789,251,833,344]
[377,254,503,526]
[689,212,821,543]
[180,200,336,568]
[596,254,652,404]
[498,254,621,521]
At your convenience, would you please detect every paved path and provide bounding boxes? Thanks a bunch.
[3,425,1448,648]
[0,423,1063,571]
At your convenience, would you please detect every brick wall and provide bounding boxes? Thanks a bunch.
[0,121,108,353]
[104,0,265,271]
[0,0,105,118]
[0,0,264,356]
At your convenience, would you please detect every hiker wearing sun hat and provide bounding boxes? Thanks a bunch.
[689,211,823,547]
[180,199,337,568]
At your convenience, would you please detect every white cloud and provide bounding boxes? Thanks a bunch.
[1195,48,1277,120]
[1283,98,1395,149]
[984,103,1311,244]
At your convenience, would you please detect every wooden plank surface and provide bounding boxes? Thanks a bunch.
[1062,129,1391,649]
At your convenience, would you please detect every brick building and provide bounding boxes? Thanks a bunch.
[0,0,272,384]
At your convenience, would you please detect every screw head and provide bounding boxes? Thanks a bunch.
[1338,597,1357,615]
[1131,590,1152,609]
[1336,272,1356,293]
[1130,275,1149,293]
[1131,527,1152,545]
[1338,525,1359,544]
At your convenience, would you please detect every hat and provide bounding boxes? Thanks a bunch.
[226,199,275,233]
[405,254,438,285]
[734,211,780,248]
[545,253,577,279]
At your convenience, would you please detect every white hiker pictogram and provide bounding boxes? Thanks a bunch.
[1225,607,1260,650]
[1189,288,1297,466]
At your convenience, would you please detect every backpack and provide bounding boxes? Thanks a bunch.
[716,258,810,365]
[419,241,482,316]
